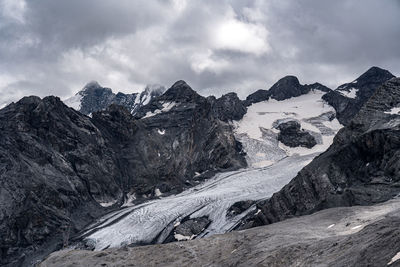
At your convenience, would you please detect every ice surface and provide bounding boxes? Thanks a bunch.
[235,90,336,140]
[234,90,342,166]
[81,154,316,250]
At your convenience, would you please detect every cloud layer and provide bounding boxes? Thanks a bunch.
[0,0,399,106]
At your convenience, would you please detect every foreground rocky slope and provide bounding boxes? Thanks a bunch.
[40,198,400,267]
[0,81,246,266]
[237,77,400,229]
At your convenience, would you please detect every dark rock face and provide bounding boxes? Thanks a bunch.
[236,77,400,230]
[226,200,255,218]
[66,81,165,115]
[0,96,118,266]
[94,81,247,197]
[174,217,210,237]
[268,76,309,100]
[0,81,246,266]
[163,216,211,243]
[245,89,270,105]
[209,92,247,122]
[245,77,331,105]
[322,66,395,125]
[277,121,317,148]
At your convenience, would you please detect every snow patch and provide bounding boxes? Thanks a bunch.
[155,188,162,197]
[351,225,363,230]
[385,107,400,115]
[143,102,176,119]
[64,93,83,111]
[99,199,117,207]
[174,233,196,241]
[252,160,275,168]
[388,252,400,265]
[122,193,136,207]
[338,87,358,99]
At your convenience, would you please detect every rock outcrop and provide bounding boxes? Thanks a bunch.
[226,200,256,218]
[322,66,394,125]
[236,77,400,230]
[277,121,317,148]
[0,81,246,266]
[208,92,247,122]
[164,216,211,243]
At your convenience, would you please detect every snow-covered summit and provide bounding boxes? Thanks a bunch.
[63,82,166,115]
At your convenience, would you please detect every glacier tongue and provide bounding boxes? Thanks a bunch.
[82,154,316,250]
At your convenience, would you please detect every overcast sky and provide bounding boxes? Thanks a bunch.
[0,0,399,106]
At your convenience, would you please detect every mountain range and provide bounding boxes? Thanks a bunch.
[1,66,399,266]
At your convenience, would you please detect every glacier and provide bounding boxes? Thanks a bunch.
[78,90,343,251]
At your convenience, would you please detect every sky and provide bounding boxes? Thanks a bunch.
[0,0,400,106]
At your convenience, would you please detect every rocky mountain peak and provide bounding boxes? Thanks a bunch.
[273,75,300,87]
[245,76,330,106]
[268,75,308,101]
[11,95,68,115]
[79,81,114,100]
[161,80,202,102]
[143,84,166,95]
[210,92,247,122]
[82,80,102,90]
[244,89,270,106]
[356,66,395,85]
[15,95,42,106]
[322,66,396,125]
[64,82,167,116]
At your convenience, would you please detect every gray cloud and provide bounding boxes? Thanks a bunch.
[0,0,399,106]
